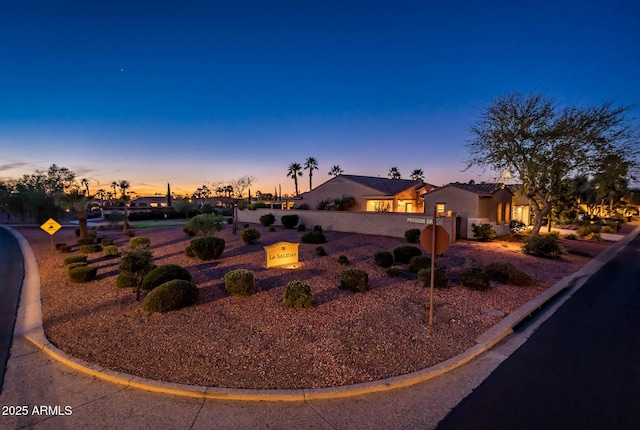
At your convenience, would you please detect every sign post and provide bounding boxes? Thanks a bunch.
[40,218,62,264]
[420,207,450,327]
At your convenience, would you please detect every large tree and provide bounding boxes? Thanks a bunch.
[466,92,637,236]
[287,162,303,196]
[304,157,318,191]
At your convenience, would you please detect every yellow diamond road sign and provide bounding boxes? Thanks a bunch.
[40,218,62,235]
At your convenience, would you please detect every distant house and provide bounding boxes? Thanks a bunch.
[423,182,513,239]
[130,196,170,208]
[298,174,434,213]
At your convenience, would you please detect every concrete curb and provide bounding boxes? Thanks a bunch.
[6,224,640,402]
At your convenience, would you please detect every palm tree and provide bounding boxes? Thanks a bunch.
[111,181,117,205]
[118,180,131,233]
[287,162,303,196]
[329,165,344,177]
[388,166,402,179]
[81,178,90,197]
[63,188,89,240]
[304,157,319,191]
[410,169,424,181]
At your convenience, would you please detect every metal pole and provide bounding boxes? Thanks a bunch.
[429,205,436,327]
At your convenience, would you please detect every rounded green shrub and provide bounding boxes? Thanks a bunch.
[103,245,119,257]
[459,268,490,291]
[188,236,226,261]
[259,213,276,226]
[100,238,115,246]
[241,227,261,244]
[80,244,101,254]
[482,262,532,286]
[471,223,496,242]
[409,255,432,273]
[373,251,394,268]
[282,280,313,309]
[313,225,323,232]
[64,254,88,266]
[141,264,192,291]
[130,237,151,250]
[184,245,195,257]
[393,246,422,264]
[315,246,327,257]
[116,271,136,288]
[142,280,199,313]
[337,255,350,265]
[301,231,326,244]
[185,213,225,236]
[281,214,299,229]
[69,265,98,283]
[522,235,564,258]
[339,269,369,292]
[418,267,448,289]
[297,223,306,232]
[183,226,196,236]
[224,269,255,296]
[404,228,421,243]
[67,261,88,271]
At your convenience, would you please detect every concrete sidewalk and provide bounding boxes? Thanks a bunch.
[1,224,638,429]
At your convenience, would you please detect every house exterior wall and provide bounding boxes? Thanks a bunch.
[297,177,375,211]
[237,208,456,240]
[423,187,479,239]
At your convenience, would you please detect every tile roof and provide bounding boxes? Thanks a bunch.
[341,175,424,196]
[449,182,510,196]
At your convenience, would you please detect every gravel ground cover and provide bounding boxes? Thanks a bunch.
[18,223,614,389]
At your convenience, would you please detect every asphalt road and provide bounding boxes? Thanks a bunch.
[437,233,640,430]
[0,227,25,393]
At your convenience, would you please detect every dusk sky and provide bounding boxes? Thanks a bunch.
[1,0,639,197]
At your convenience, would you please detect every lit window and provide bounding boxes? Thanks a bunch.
[436,203,445,213]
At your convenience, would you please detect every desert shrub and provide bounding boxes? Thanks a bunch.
[297,223,306,232]
[587,232,602,241]
[241,227,261,244]
[459,268,490,291]
[313,225,323,232]
[386,267,404,277]
[471,223,496,242]
[184,245,195,257]
[55,242,67,250]
[64,254,88,267]
[185,213,225,236]
[130,237,151,250]
[103,245,119,256]
[188,236,226,261]
[268,226,276,232]
[68,265,98,283]
[59,245,72,253]
[116,271,136,288]
[601,225,615,234]
[119,249,154,299]
[182,226,196,236]
[373,250,394,268]
[577,224,600,237]
[66,261,87,271]
[522,235,564,258]
[404,228,421,243]
[565,233,577,240]
[243,223,250,228]
[483,262,532,286]
[509,220,527,236]
[301,231,326,244]
[409,255,432,273]
[315,246,327,257]
[100,238,114,246]
[142,280,199,313]
[77,238,95,246]
[417,267,448,289]
[282,280,313,309]
[393,246,422,264]
[142,264,192,291]
[224,269,255,296]
[337,255,350,265]
[259,213,276,226]
[74,228,81,237]
[126,229,136,237]
[339,269,369,292]
[281,214,299,229]
[80,244,101,254]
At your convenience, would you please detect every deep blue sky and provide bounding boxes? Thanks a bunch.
[1,0,638,196]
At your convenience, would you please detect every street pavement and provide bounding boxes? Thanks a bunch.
[437,231,640,429]
[0,227,24,394]
[1,224,639,429]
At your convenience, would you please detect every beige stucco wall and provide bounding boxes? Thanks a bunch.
[237,208,456,240]
[297,177,373,211]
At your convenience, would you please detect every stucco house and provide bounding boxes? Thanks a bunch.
[422,182,513,239]
[297,174,434,213]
